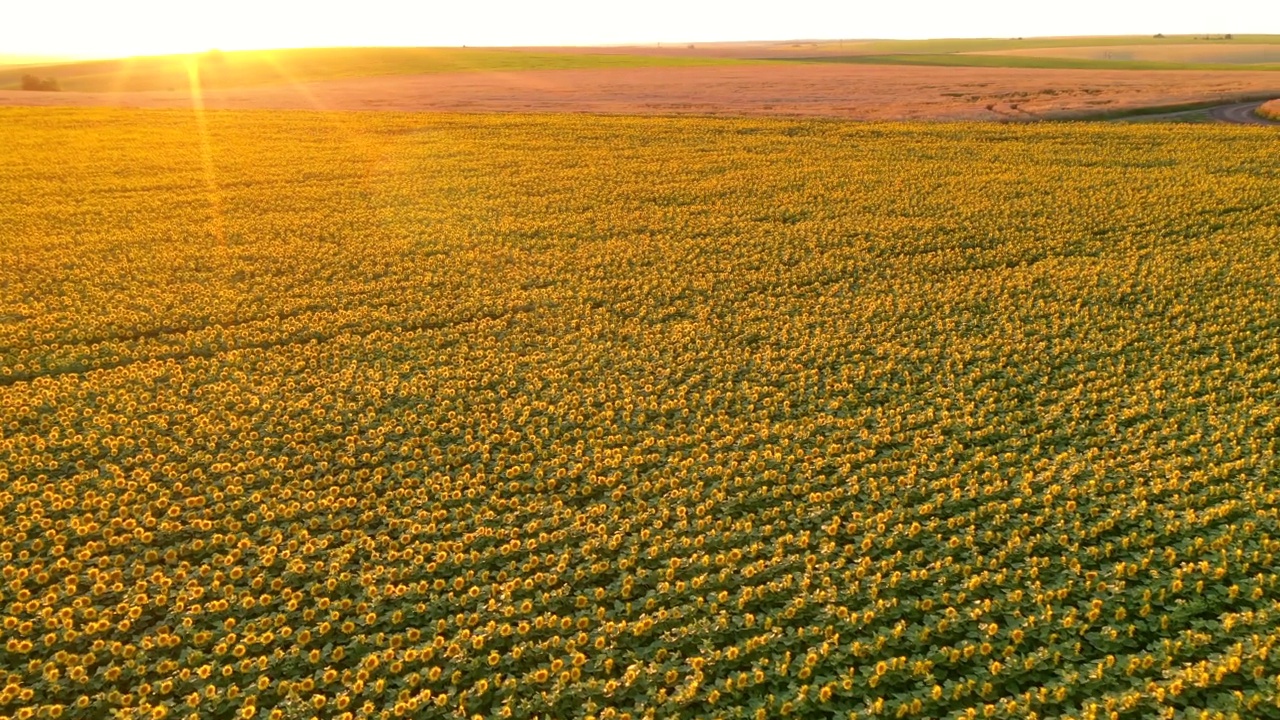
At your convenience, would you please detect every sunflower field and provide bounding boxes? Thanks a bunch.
[2,108,1279,720]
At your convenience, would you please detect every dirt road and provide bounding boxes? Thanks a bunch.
[1119,99,1280,125]
[1207,101,1280,124]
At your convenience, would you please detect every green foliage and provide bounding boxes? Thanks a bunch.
[780,53,1280,71]
[19,74,59,91]
[834,34,1280,55]
[786,35,1280,71]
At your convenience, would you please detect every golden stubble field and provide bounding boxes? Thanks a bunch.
[2,63,1279,120]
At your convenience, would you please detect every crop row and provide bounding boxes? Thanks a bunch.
[1,109,1279,719]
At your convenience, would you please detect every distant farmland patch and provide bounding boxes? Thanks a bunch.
[820,34,1280,56]
[0,47,749,93]
[778,35,1280,72]
[5,64,1280,120]
[783,53,1280,72]
[971,43,1280,65]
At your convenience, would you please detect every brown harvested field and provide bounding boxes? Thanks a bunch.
[3,63,1279,120]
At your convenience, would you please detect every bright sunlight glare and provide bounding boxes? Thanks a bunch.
[3,0,1276,60]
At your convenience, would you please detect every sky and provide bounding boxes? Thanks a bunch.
[2,0,1277,59]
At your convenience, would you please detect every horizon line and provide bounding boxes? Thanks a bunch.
[6,31,1274,66]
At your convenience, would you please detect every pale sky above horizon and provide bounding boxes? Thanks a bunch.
[3,0,1277,59]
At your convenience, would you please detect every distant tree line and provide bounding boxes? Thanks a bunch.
[21,74,59,91]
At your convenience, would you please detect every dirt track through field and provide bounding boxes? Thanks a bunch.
[1209,101,1280,124]
[1122,100,1280,125]
[3,64,1279,121]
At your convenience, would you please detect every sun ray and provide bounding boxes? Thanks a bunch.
[107,56,139,94]
[253,50,330,111]
[185,56,225,245]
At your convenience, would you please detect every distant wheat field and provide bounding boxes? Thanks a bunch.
[972,44,1280,65]
[5,63,1280,120]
